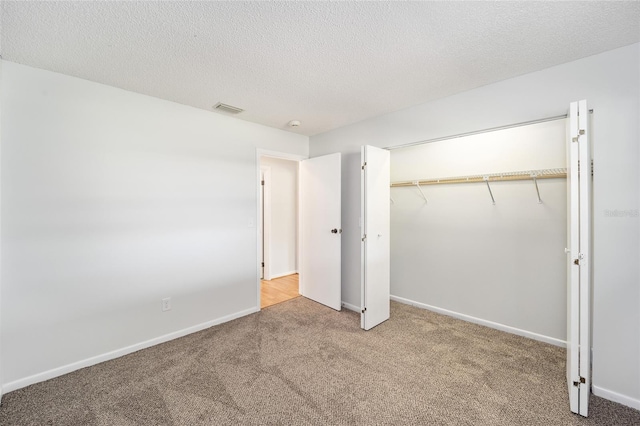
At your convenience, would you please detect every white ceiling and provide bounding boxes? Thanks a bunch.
[2,1,639,136]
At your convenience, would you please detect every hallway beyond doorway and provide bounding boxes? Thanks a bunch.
[261,274,299,309]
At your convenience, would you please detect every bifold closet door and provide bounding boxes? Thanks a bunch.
[360,145,390,330]
[300,153,342,311]
[566,99,591,417]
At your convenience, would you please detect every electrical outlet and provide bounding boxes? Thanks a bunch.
[162,297,171,312]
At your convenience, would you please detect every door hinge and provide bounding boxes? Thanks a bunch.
[573,377,586,387]
[361,307,367,314]
[573,253,584,265]
[362,234,367,242]
[261,180,264,185]
[362,162,367,170]
[572,129,586,143]
[261,262,264,267]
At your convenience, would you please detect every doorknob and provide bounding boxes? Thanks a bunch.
[331,228,338,234]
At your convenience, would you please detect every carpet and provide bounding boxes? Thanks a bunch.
[1,298,638,425]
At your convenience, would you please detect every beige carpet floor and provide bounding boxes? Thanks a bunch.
[1,298,639,425]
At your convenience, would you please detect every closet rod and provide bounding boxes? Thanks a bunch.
[390,169,567,188]
[384,111,600,151]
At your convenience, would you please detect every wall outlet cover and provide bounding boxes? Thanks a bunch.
[162,297,171,312]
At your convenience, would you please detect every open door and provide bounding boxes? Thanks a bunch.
[300,153,342,310]
[360,146,391,330]
[567,100,591,417]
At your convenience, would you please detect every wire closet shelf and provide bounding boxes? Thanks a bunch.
[390,168,567,187]
[390,168,567,205]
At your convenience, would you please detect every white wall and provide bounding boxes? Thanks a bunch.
[310,43,640,408]
[391,119,567,344]
[260,156,298,278]
[0,61,308,390]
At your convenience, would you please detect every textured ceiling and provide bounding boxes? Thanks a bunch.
[2,1,639,136]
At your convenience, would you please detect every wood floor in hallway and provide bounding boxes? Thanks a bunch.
[261,273,299,309]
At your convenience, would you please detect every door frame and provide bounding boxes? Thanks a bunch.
[259,166,272,280]
[255,149,307,310]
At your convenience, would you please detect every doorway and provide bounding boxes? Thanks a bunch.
[258,154,301,308]
[255,150,343,312]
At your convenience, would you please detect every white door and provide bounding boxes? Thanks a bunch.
[567,99,591,417]
[300,153,342,310]
[360,146,391,330]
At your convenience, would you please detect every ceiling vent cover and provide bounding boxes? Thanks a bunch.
[213,102,244,114]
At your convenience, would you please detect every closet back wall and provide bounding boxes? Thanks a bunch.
[390,120,567,343]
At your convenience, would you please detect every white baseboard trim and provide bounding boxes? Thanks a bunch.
[341,301,360,313]
[2,306,259,394]
[269,271,298,280]
[390,295,566,348]
[593,385,640,410]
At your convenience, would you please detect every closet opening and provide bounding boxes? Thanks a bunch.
[389,117,569,346]
[387,102,592,416]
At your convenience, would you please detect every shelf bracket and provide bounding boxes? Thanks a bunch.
[483,176,496,205]
[531,173,542,204]
[413,181,428,203]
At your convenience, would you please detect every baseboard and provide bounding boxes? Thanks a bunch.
[2,306,259,394]
[268,271,298,280]
[593,385,640,410]
[341,301,360,313]
[390,295,566,348]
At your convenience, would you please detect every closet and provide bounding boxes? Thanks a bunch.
[388,101,591,416]
[390,118,568,340]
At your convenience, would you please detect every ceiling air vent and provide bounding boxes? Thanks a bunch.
[213,102,244,114]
